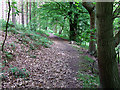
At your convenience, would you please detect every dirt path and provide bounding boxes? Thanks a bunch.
[48,33,83,88]
[1,32,83,88]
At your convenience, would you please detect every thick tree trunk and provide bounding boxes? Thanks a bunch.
[96,2,120,88]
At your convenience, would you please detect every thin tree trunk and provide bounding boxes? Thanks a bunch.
[26,0,28,25]
[21,0,24,27]
[12,2,16,25]
[6,1,8,21]
[54,24,57,33]
[96,2,120,88]
[2,1,4,20]
[73,12,79,40]
[69,2,76,41]
[2,0,11,52]
[18,0,21,24]
[82,2,96,54]
[33,1,36,31]
[29,0,31,22]
[89,11,96,53]
[59,26,63,35]
[29,0,31,29]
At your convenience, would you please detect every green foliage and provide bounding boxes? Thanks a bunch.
[0,19,7,30]
[3,51,14,60]
[78,54,99,88]
[84,56,94,63]
[0,19,52,49]
[0,63,30,81]
[78,73,100,88]
[8,67,30,78]
[11,1,20,16]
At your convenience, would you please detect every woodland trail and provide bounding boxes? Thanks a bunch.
[1,31,84,88]
[48,33,83,88]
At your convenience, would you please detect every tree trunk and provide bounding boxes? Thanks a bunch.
[69,2,76,41]
[2,0,11,52]
[59,26,63,35]
[6,1,8,21]
[26,0,28,25]
[12,2,16,25]
[54,24,57,33]
[29,0,31,29]
[2,1,4,20]
[96,2,120,88]
[21,0,24,27]
[73,12,79,40]
[89,11,96,53]
[29,0,31,22]
[82,2,96,54]
[33,1,36,31]
[18,0,21,24]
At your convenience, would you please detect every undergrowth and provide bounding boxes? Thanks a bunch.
[78,55,99,88]
[0,19,52,83]
[1,19,52,50]
[72,44,100,88]
[78,72,99,88]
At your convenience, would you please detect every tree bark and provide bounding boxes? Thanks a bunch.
[26,0,28,25]
[89,11,96,53]
[18,0,21,24]
[69,2,76,41]
[82,2,96,54]
[21,0,24,27]
[96,2,120,88]
[29,0,31,22]
[73,12,79,40]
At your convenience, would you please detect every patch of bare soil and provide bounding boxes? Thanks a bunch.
[0,31,93,88]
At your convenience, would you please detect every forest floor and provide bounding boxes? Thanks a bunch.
[0,31,98,88]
